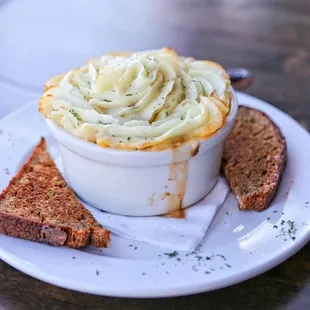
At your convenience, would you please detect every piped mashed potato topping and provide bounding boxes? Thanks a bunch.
[39,48,231,150]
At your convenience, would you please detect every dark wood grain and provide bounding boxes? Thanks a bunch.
[1,0,310,309]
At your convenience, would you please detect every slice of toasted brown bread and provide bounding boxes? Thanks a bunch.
[222,106,287,211]
[0,138,110,248]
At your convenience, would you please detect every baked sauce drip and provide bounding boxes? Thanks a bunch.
[165,148,188,218]
[164,142,200,218]
[165,209,185,219]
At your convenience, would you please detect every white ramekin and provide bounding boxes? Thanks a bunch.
[46,89,238,216]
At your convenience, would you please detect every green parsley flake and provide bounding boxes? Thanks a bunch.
[287,220,297,239]
[287,220,295,230]
[69,110,82,121]
[164,251,178,257]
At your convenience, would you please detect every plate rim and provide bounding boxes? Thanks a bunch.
[1,233,309,298]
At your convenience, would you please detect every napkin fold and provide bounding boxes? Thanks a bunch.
[87,177,229,251]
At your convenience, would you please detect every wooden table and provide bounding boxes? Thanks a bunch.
[1,0,310,309]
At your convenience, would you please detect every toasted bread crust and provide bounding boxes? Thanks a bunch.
[222,106,287,211]
[91,223,111,248]
[0,213,67,246]
[0,138,110,248]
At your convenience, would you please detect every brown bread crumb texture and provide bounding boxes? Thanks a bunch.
[0,138,110,248]
[222,106,287,211]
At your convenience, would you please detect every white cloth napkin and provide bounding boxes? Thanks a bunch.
[87,177,229,251]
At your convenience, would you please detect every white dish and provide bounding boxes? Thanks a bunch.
[46,89,238,216]
[0,92,310,297]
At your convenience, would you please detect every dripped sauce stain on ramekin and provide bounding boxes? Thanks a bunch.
[164,142,199,219]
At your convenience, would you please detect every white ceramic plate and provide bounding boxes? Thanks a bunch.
[0,93,310,298]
